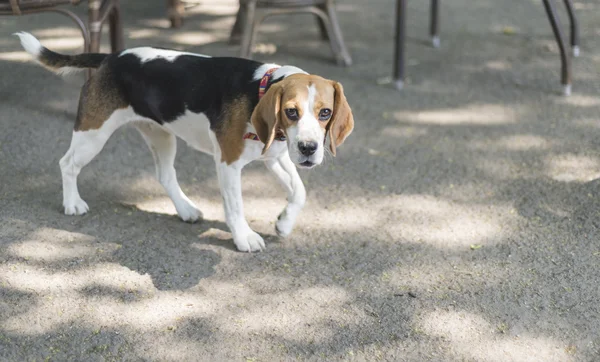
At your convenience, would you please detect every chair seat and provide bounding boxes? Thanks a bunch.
[0,0,80,13]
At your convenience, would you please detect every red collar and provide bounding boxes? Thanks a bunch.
[245,67,286,142]
[258,67,278,99]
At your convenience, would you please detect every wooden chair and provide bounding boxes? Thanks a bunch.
[229,0,352,66]
[1,0,123,78]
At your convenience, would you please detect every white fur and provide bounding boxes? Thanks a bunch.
[60,109,134,215]
[14,32,41,57]
[119,47,210,63]
[287,85,326,167]
[163,111,214,154]
[15,32,84,75]
[59,101,305,251]
[135,122,202,222]
[265,151,306,237]
[253,64,308,81]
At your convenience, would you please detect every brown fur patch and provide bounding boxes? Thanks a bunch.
[74,67,128,131]
[216,95,253,164]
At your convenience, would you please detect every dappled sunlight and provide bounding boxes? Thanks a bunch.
[34,36,84,51]
[0,262,143,295]
[2,0,599,358]
[185,1,237,16]
[221,286,355,341]
[0,51,36,62]
[140,18,173,29]
[385,195,518,248]
[33,27,82,38]
[544,153,600,182]
[421,310,573,362]
[471,134,551,152]
[128,28,162,40]
[379,124,429,139]
[7,228,95,262]
[485,60,512,71]
[556,94,600,107]
[393,104,517,126]
[169,31,220,46]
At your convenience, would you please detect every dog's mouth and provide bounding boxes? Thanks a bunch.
[299,160,316,169]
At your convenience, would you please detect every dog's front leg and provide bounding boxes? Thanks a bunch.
[265,150,306,237]
[215,160,266,252]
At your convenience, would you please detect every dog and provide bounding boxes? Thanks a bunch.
[15,32,354,252]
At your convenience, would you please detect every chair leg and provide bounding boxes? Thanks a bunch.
[230,2,246,45]
[239,1,257,59]
[168,0,184,28]
[393,0,406,90]
[541,0,572,95]
[562,0,579,57]
[315,3,329,41]
[109,2,124,52]
[48,8,91,80]
[87,0,102,79]
[430,0,440,48]
[322,0,352,66]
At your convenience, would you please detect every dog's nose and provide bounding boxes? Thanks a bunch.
[298,141,318,156]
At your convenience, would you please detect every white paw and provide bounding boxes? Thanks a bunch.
[175,201,203,223]
[233,229,265,252]
[64,198,89,216]
[275,209,294,237]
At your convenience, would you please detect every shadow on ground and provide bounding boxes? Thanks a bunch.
[1,0,600,360]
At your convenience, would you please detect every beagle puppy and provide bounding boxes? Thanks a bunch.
[15,32,354,252]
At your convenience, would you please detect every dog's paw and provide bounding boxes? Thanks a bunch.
[233,229,266,252]
[275,209,294,237]
[175,201,203,223]
[64,198,89,216]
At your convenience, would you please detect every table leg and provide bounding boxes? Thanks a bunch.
[430,0,439,48]
[393,0,406,90]
[541,0,572,95]
[562,0,579,57]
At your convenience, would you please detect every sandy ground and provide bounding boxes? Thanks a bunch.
[1,0,600,360]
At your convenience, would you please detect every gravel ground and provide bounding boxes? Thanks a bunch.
[1,0,599,360]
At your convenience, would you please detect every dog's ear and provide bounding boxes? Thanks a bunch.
[251,83,283,154]
[327,82,354,156]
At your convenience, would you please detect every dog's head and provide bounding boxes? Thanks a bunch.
[251,74,354,168]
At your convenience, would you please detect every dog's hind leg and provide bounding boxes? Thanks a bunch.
[60,110,126,215]
[135,122,202,222]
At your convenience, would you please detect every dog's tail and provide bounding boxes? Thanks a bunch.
[14,32,109,75]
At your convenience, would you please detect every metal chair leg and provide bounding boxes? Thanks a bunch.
[393,0,406,90]
[323,0,352,66]
[230,2,245,44]
[239,0,257,59]
[168,0,184,28]
[562,0,579,57]
[541,0,572,95]
[47,8,90,80]
[315,3,329,41]
[88,0,101,53]
[430,0,440,48]
[109,4,124,52]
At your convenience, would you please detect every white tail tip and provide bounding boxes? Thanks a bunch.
[572,46,580,57]
[14,31,42,58]
[562,84,572,96]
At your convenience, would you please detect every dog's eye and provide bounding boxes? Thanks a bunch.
[319,108,332,121]
[285,108,299,121]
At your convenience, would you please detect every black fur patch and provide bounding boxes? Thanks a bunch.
[108,53,267,129]
[39,47,107,70]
